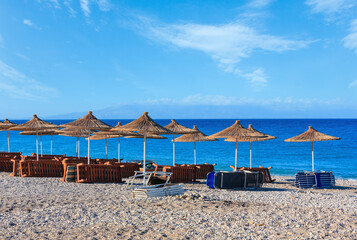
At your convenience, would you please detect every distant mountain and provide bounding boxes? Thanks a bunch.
[46,103,355,119]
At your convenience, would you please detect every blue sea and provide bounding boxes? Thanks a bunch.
[1,119,356,179]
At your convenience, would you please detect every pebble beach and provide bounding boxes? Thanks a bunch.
[0,173,356,240]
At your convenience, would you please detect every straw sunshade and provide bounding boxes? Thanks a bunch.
[89,122,139,160]
[86,134,114,159]
[116,112,173,184]
[164,119,199,165]
[210,120,266,169]
[10,115,59,160]
[92,122,141,162]
[0,119,17,152]
[116,112,173,134]
[20,129,59,155]
[285,126,340,171]
[175,125,217,164]
[125,133,168,139]
[56,127,97,159]
[225,124,276,168]
[59,111,111,163]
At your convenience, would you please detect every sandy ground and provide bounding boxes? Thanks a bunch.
[0,172,356,240]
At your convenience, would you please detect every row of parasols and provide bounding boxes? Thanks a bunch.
[1,111,340,175]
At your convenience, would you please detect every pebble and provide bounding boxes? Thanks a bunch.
[0,173,356,239]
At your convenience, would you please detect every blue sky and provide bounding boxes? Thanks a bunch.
[0,0,357,119]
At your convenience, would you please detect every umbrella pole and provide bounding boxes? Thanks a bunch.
[118,136,121,163]
[235,139,238,170]
[40,134,43,157]
[250,141,252,168]
[173,134,176,166]
[51,134,53,155]
[36,130,39,161]
[7,130,10,153]
[312,141,314,172]
[194,142,197,165]
[143,133,147,185]
[78,137,81,159]
[105,138,108,159]
[88,132,90,164]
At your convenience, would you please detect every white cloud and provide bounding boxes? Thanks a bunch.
[96,0,111,12]
[80,0,91,17]
[23,19,34,26]
[142,94,342,110]
[36,0,60,9]
[133,17,311,89]
[0,61,58,100]
[64,0,76,17]
[80,0,111,17]
[15,53,31,61]
[306,1,357,53]
[343,19,357,53]
[23,19,41,30]
[0,34,3,48]
[241,68,268,89]
[306,0,356,14]
[247,0,275,8]
[348,79,357,88]
[49,0,60,8]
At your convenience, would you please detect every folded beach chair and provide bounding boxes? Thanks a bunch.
[131,183,185,199]
[315,171,335,188]
[207,171,264,189]
[294,171,335,188]
[230,165,275,183]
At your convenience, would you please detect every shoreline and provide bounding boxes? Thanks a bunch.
[0,173,356,239]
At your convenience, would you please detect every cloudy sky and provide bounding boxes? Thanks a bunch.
[0,0,357,119]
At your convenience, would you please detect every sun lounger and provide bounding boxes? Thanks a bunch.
[21,155,58,161]
[96,158,119,164]
[164,166,196,183]
[19,160,63,177]
[32,153,65,158]
[230,165,275,183]
[126,171,173,188]
[0,152,22,157]
[131,183,184,199]
[0,155,20,172]
[10,159,22,176]
[61,159,94,182]
[76,163,123,183]
[207,171,264,189]
[188,163,216,180]
[294,171,335,188]
[103,162,140,178]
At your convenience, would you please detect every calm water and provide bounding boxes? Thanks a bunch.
[1,119,356,179]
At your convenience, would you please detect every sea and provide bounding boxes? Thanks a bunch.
[1,119,356,180]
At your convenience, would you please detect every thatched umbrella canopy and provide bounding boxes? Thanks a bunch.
[175,125,217,164]
[10,115,59,160]
[59,111,111,163]
[115,112,173,184]
[56,127,97,159]
[116,112,173,134]
[0,119,17,152]
[225,124,276,168]
[125,133,168,139]
[285,126,340,171]
[164,119,199,165]
[92,122,141,162]
[86,134,115,159]
[210,120,266,169]
[20,129,59,156]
